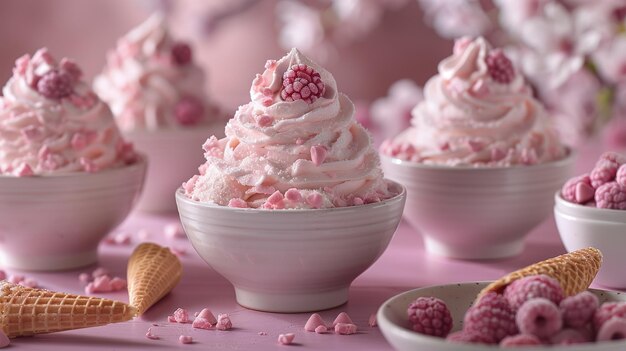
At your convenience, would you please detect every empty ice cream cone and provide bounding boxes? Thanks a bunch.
[0,281,135,338]
[479,247,602,298]
[127,243,182,315]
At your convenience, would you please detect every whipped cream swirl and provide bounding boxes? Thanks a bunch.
[94,14,219,131]
[0,48,136,176]
[185,48,393,209]
[381,37,566,166]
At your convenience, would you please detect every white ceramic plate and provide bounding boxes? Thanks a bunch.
[378,282,626,351]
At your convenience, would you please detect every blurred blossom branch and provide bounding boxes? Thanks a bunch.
[411,0,626,148]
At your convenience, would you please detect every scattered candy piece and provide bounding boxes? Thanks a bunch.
[78,273,91,283]
[314,325,327,334]
[179,335,193,344]
[335,323,358,335]
[332,312,354,327]
[368,313,377,327]
[304,313,326,332]
[216,314,232,330]
[167,315,176,323]
[197,308,217,325]
[173,308,190,323]
[145,327,159,340]
[192,317,213,330]
[278,333,295,345]
[164,222,185,239]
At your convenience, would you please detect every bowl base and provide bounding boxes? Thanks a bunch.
[234,286,349,313]
[0,250,98,271]
[423,236,524,260]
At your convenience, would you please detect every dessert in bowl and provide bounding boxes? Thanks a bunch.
[176,48,406,312]
[380,37,572,260]
[0,49,145,271]
[94,14,225,213]
[555,152,626,289]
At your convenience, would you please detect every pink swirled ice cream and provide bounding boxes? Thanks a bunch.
[94,14,219,131]
[184,48,394,209]
[0,48,136,176]
[380,37,566,166]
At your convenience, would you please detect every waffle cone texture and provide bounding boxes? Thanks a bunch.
[127,243,182,316]
[0,281,135,338]
[480,247,602,298]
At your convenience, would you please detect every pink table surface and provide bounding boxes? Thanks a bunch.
[5,208,604,350]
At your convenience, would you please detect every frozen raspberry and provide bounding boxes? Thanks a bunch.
[171,42,192,65]
[591,160,619,188]
[280,64,325,104]
[561,174,593,204]
[549,328,590,345]
[504,275,564,311]
[516,298,563,338]
[485,49,515,84]
[36,69,73,99]
[594,302,626,331]
[595,181,626,209]
[463,292,518,343]
[598,151,626,165]
[407,297,453,338]
[446,331,493,344]
[597,317,626,341]
[617,164,626,187]
[560,291,599,328]
[174,96,205,126]
[499,334,542,347]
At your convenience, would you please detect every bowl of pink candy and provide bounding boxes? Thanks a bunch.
[555,152,626,289]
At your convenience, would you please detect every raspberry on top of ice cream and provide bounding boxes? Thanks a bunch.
[380,36,566,167]
[184,48,394,209]
[93,14,219,131]
[0,48,136,176]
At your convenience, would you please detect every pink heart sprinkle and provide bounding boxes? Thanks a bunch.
[310,145,327,166]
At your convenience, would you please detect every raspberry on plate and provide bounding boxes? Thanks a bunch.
[559,291,599,328]
[485,49,515,84]
[594,302,626,331]
[504,275,564,311]
[516,298,563,338]
[596,317,626,341]
[463,292,518,343]
[407,297,453,338]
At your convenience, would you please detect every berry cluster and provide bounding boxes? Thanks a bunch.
[280,64,325,104]
[408,275,626,346]
[562,152,626,209]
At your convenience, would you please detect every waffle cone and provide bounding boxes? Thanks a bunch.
[127,243,182,316]
[479,247,602,298]
[0,281,135,338]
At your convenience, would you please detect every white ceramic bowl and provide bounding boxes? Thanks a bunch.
[378,281,626,351]
[555,192,626,289]
[175,180,406,313]
[0,157,146,271]
[380,154,574,259]
[126,123,223,213]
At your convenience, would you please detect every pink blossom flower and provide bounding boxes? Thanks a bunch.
[594,37,626,84]
[370,79,423,141]
[331,0,409,43]
[276,1,326,57]
[418,0,491,39]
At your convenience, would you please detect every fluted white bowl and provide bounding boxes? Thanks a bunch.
[381,153,574,259]
[126,123,223,213]
[555,192,626,289]
[176,180,406,312]
[0,157,146,270]
[378,282,626,351]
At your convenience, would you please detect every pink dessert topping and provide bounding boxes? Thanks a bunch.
[36,69,74,99]
[278,333,295,345]
[171,42,192,66]
[174,96,205,126]
[145,327,159,340]
[315,325,327,334]
[304,313,326,332]
[310,145,327,166]
[485,49,515,84]
[280,64,325,104]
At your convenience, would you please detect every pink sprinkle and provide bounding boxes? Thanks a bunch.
[467,140,484,152]
[168,315,176,323]
[491,148,506,162]
[262,98,273,107]
[332,312,354,327]
[92,267,109,278]
[216,314,232,330]
[368,314,377,327]
[78,273,91,283]
[179,335,193,344]
[306,193,323,209]
[284,188,302,202]
[192,317,213,330]
[575,182,595,204]
[8,275,24,284]
[21,126,43,141]
[277,333,295,345]
[164,222,185,239]
[145,327,159,340]
[197,308,217,325]
[173,308,190,323]
[267,191,284,205]
[310,145,327,166]
[305,313,327,332]
[228,198,248,208]
[315,325,327,334]
[335,323,358,335]
[14,163,33,177]
[256,115,273,127]
[353,197,364,206]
